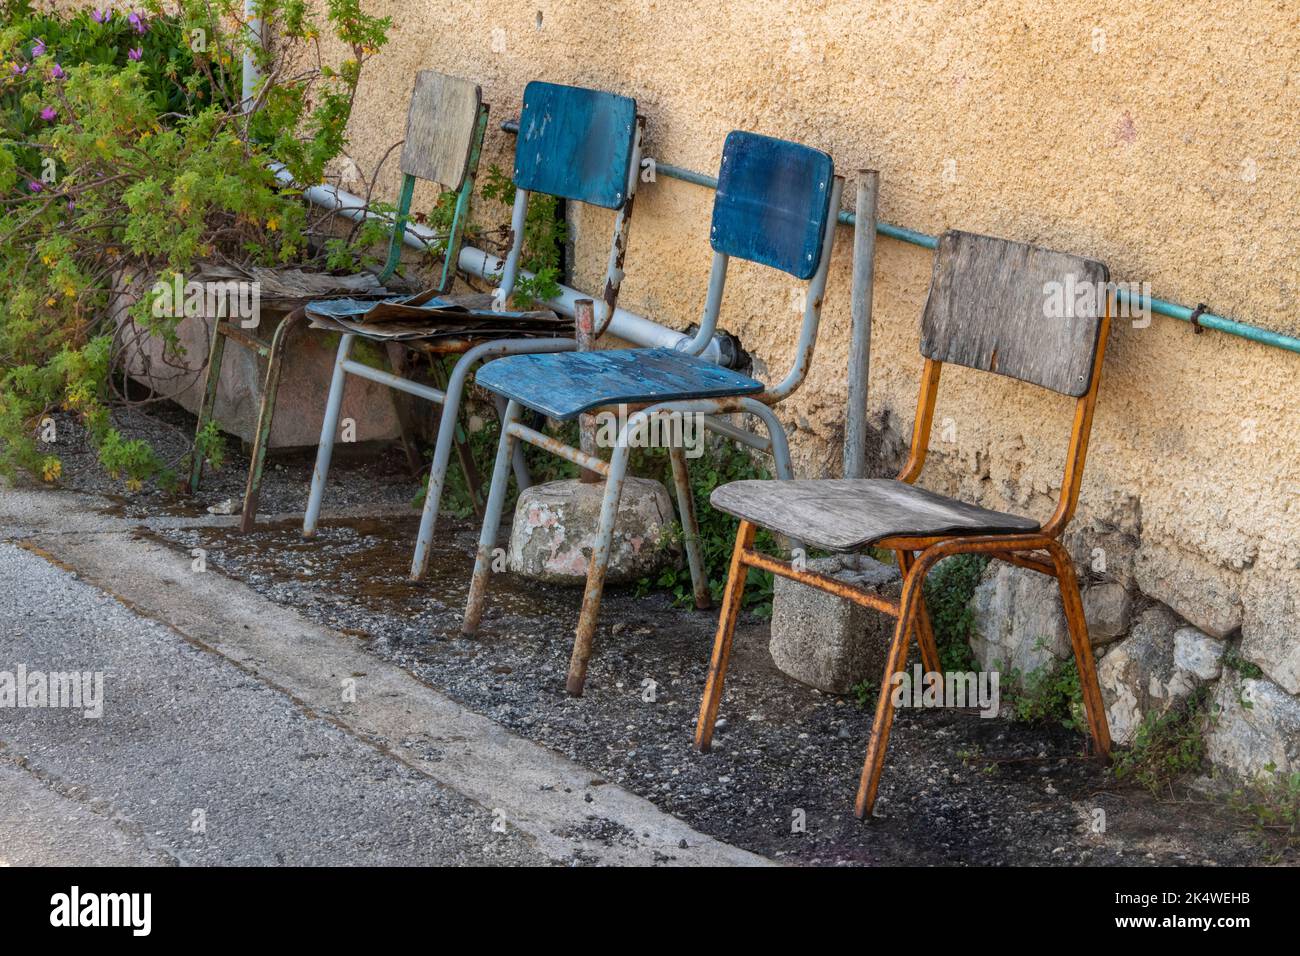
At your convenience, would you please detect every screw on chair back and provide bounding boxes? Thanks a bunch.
[682,131,840,402]
[381,70,488,291]
[920,230,1110,397]
[496,81,642,328]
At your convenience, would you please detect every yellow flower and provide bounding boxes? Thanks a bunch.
[266,217,278,231]
[41,458,62,483]
[125,478,142,492]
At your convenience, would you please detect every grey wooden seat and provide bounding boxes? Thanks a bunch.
[695,228,1117,823]
[711,478,1039,552]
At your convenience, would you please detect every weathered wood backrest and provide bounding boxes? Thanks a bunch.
[920,231,1110,397]
[514,81,638,209]
[710,131,835,280]
[399,71,484,190]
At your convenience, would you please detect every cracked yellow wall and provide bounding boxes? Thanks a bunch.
[330,1,1299,641]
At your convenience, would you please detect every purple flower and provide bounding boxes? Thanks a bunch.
[128,12,148,34]
[66,199,76,213]
[31,38,46,57]
[40,106,57,121]
[11,63,27,75]
[128,47,142,61]
[28,181,42,193]
[49,63,65,80]
[92,9,111,24]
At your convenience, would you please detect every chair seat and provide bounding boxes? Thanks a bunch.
[710,478,1040,551]
[473,347,764,420]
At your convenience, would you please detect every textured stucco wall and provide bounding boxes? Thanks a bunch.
[320,1,1298,676]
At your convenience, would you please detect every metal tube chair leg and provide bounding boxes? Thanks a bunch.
[409,338,575,581]
[189,321,228,494]
[462,399,525,634]
[896,549,943,675]
[693,519,756,750]
[492,393,533,492]
[669,444,710,610]
[239,308,305,532]
[302,333,354,538]
[854,554,930,819]
[1045,537,1112,757]
[566,438,635,696]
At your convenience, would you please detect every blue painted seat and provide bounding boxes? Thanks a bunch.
[473,131,833,423]
[474,347,763,420]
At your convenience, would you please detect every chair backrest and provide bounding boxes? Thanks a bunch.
[710,130,835,280]
[400,70,484,190]
[514,80,638,209]
[920,230,1109,397]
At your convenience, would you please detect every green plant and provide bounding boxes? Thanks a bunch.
[1222,645,1264,681]
[478,164,564,306]
[0,0,390,487]
[850,677,877,709]
[1002,653,1085,730]
[1112,688,1209,794]
[922,553,986,671]
[1231,765,1300,847]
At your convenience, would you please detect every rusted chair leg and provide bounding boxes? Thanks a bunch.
[462,400,524,635]
[565,441,633,697]
[669,444,710,610]
[239,308,304,532]
[694,520,756,751]
[1044,539,1112,758]
[189,322,228,495]
[855,561,928,819]
[897,550,942,675]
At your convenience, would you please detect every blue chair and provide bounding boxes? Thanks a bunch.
[301,80,644,581]
[463,130,845,696]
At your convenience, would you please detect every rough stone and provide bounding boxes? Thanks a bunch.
[508,478,678,585]
[1240,567,1300,694]
[1205,673,1300,780]
[1133,541,1243,638]
[112,286,401,449]
[1096,606,1200,745]
[1081,580,1133,644]
[768,554,901,694]
[1172,626,1225,681]
[969,564,1070,675]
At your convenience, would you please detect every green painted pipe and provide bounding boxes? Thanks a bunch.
[503,121,1300,357]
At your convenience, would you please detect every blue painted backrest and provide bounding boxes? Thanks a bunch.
[710,131,834,280]
[514,81,638,210]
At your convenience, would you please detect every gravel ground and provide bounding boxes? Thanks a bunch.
[49,404,1290,866]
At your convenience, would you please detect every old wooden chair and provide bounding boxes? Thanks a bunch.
[189,69,489,531]
[302,80,645,583]
[695,229,1115,819]
[462,131,845,697]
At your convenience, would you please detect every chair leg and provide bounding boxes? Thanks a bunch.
[669,444,710,610]
[189,322,228,495]
[897,550,943,675]
[302,333,354,538]
[565,442,633,696]
[239,308,301,533]
[694,520,756,751]
[1045,539,1112,758]
[855,563,927,819]
[462,400,524,635]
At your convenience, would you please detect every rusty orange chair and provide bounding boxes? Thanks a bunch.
[694,229,1114,818]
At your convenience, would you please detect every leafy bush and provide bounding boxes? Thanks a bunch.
[0,0,390,487]
[1112,689,1209,793]
[922,553,986,671]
